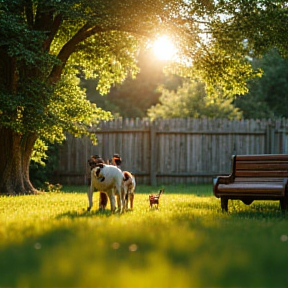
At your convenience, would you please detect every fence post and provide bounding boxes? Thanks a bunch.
[150,121,157,186]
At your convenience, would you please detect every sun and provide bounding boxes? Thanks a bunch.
[152,36,177,61]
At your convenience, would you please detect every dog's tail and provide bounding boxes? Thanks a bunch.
[123,171,132,182]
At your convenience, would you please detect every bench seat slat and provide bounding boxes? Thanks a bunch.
[217,182,286,195]
[235,171,288,177]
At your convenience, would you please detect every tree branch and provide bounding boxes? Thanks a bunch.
[48,22,146,84]
[24,0,34,27]
[43,14,62,52]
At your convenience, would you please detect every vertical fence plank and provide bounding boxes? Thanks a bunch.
[150,121,157,186]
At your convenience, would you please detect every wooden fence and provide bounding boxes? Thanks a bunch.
[54,118,288,185]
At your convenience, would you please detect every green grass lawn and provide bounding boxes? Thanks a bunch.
[1,184,288,288]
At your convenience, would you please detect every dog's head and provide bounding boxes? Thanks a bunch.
[94,164,104,177]
[93,164,105,182]
[112,154,122,166]
[88,157,104,168]
[88,155,104,169]
[88,158,97,169]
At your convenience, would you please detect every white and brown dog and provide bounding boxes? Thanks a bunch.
[123,171,136,210]
[88,164,125,213]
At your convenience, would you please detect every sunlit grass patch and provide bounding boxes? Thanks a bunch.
[1,184,288,287]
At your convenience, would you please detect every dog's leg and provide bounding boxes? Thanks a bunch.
[87,185,93,211]
[122,186,128,211]
[130,193,134,210]
[99,192,108,210]
[108,191,116,213]
[114,187,121,211]
[115,193,120,212]
[125,193,129,210]
[120,186,127,213]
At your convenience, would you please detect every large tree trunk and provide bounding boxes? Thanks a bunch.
[0,127,38,195]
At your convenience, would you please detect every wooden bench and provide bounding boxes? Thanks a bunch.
[213,154,288,212]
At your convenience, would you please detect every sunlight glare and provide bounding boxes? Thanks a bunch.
[152,36,177,61]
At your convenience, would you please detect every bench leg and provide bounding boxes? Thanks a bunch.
[221,197,228,212]
[280,196,288,211]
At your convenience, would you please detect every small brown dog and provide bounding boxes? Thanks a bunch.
[149,189,164,209]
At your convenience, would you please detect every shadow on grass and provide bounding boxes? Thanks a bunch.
[229,209,288,219]
[223,200,288,219]
[61,183,214,196]
[56,208,113,220]
[55,206,136,220]
[0,227,76,287]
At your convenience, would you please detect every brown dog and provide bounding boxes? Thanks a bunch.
[149,189,164,209]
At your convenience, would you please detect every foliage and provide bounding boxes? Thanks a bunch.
[81,0,288,118]
[30,139,49,165]
[83,49,185,118]
[43,182,63,192]
[234,49,288,119]
[213,0,288,58]
[29,144,60,189]
[167,0,288,100]
[82,50,165,117]
[1,0,288,138]
[147,80,242,120]
[1,184,288,287]
[1,0,288,133]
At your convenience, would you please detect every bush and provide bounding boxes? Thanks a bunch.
[29,144,59,189]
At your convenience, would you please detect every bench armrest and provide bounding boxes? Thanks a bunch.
[214,174,234,185]
[213,174,234,196]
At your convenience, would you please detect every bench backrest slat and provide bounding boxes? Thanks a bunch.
[235,154,288,161]
[236,162,288,171]
[233,154,288,178]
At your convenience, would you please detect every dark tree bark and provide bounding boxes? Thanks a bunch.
[0,127,38,195]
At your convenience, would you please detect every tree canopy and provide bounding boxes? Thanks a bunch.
[147,80,242,120]
[82,49,166,118]
[1,0,288,194]
[82,49,184,118]
[234,49,288,119]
